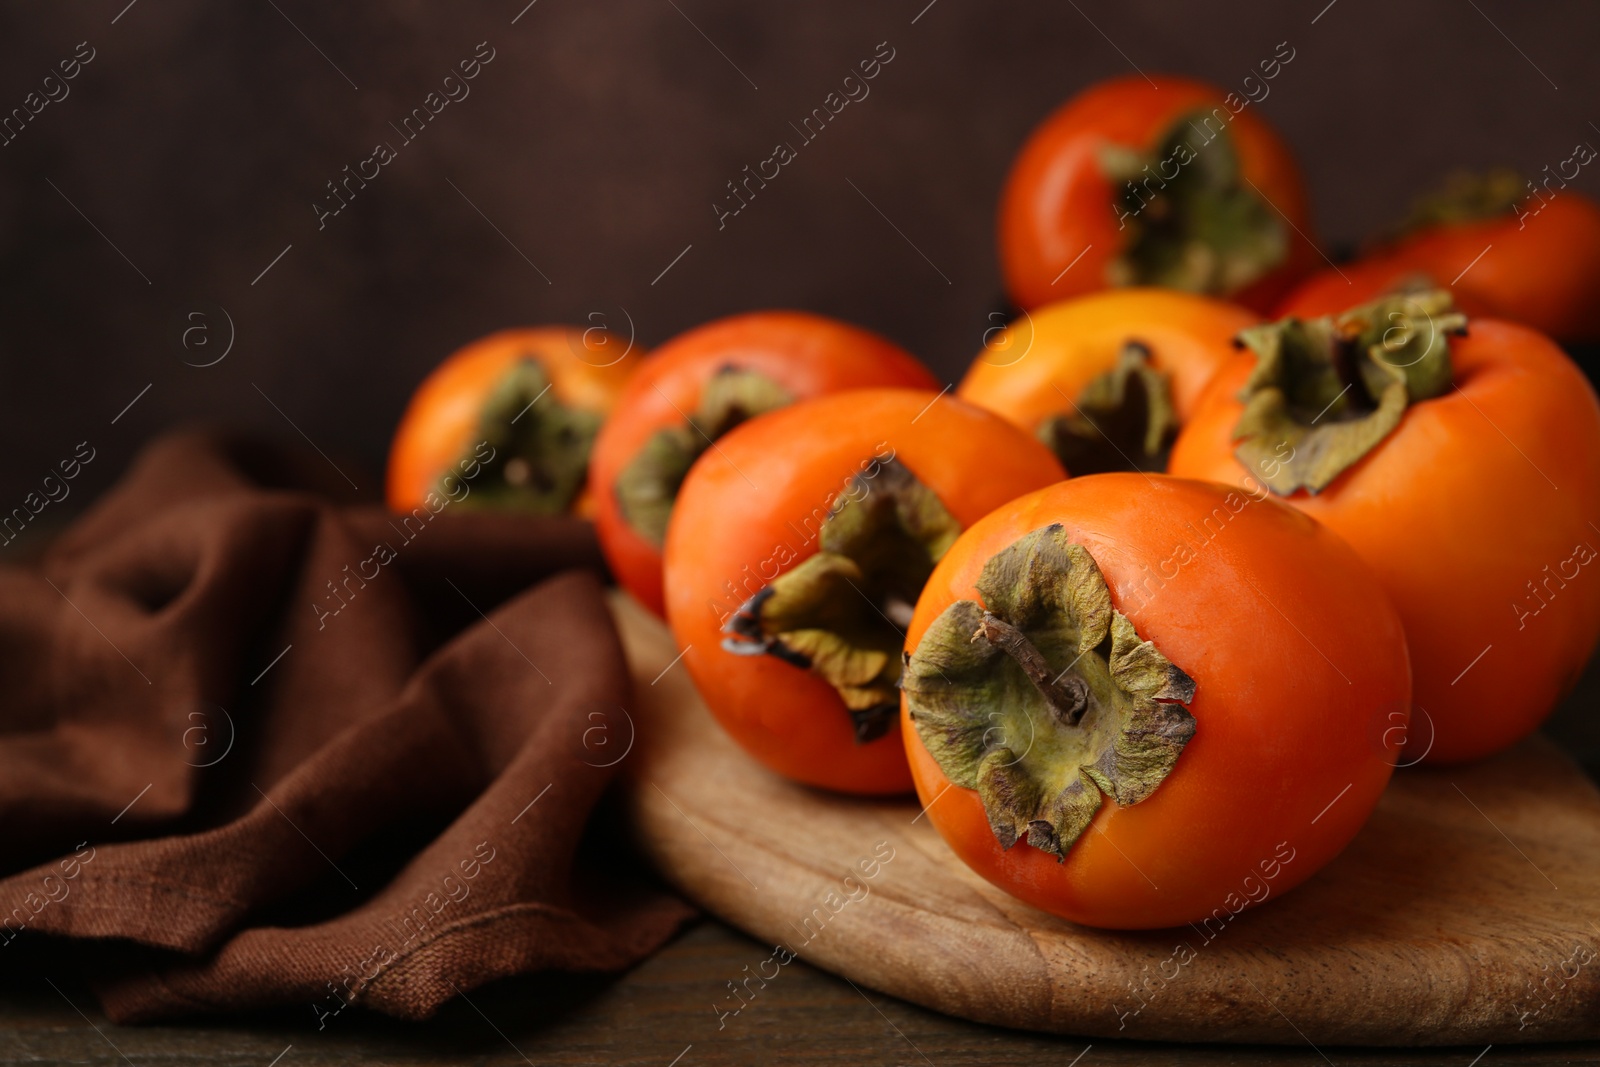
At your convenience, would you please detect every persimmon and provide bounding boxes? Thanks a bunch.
[1169,291,1600,763]
[958,289,1257,474]
[663,389,1065,794]
[590,311,937,617]
[1277,169,1600,343]
[998,72,1317,315]
[387,326,638,516]
[902,474,1410,929]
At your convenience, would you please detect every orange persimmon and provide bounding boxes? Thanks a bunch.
[1170,292,1600,763]
[999,73,1317,314]
[590,311,937,618]
[902,474,1410,928]
[387,326,638,516]
[1277,170,1600,343]
[664,388,1065,794]
[959,288,1258,473]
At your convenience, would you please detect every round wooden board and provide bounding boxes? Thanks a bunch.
[609,591,1600,1045]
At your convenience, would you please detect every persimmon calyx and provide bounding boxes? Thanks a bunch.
[1100,109,1286,295]
[1036,341,1178,475]
[721,458,961,744]
[616,366,793,546]
[1392,168,1523,238]
[458,358,603,515]
[904,525,1196,862]
[1232,289,1467,495]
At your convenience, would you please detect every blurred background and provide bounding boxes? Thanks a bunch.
[0,0,1595,503]
[2,1,1597,509]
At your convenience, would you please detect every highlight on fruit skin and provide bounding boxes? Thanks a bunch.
[386,325,640,518]
[998,70,1318,315]
[588,309,940,618]
[958,288,1258,476]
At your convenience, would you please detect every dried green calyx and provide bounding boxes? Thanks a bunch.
[456,359,603,514]
[722,458,961,743]
[904,525,1196,861]
[616,367,793,546]
[1392,168,1523,239]
[1101,110,1287,295]
[1232,289,1467,495]
[1036,341,1178,475]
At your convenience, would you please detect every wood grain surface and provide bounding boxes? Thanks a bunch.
[612,591,1600,1046]
[6,922,1600,1066]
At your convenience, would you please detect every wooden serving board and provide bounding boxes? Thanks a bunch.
[610,592,1600,1045]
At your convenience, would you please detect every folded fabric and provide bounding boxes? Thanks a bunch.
[0,430,691,1023]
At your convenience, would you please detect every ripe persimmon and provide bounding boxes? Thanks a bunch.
[1277,170,1600,343]
[387,326,637,516]
[663,389,1064,794]
[999,73,1317,314]
[958,288,1257,474]
[590,311,937,617]
[1170,292,1600,763]
[902,474,1410,928]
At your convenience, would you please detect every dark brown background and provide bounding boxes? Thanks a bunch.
[4,2,1600,1062]
[2,0,1598,516]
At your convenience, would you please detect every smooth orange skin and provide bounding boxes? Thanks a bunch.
[1276,194,1600,342]
[902,475,1410,929]
[590,311,938,618]
[386,326,638,514]
[664,389,1066,795]
[1170,320,1600,763]
[998,75,1318,314]
[958,288,1259,436]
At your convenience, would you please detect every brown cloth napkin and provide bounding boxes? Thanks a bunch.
[0,430,691,1023]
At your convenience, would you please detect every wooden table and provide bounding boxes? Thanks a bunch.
[2,918,1598,1067]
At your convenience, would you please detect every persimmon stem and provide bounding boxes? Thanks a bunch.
[460,359,601,515]
[907,528,1196,860]
[1231,290,1466,495]
[1035,340,1179,475]
[721,458,961,744]
[973,611,1090,726]
[906,527,1197,860]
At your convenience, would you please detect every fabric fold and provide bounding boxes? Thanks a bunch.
[0,430,691,1022]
